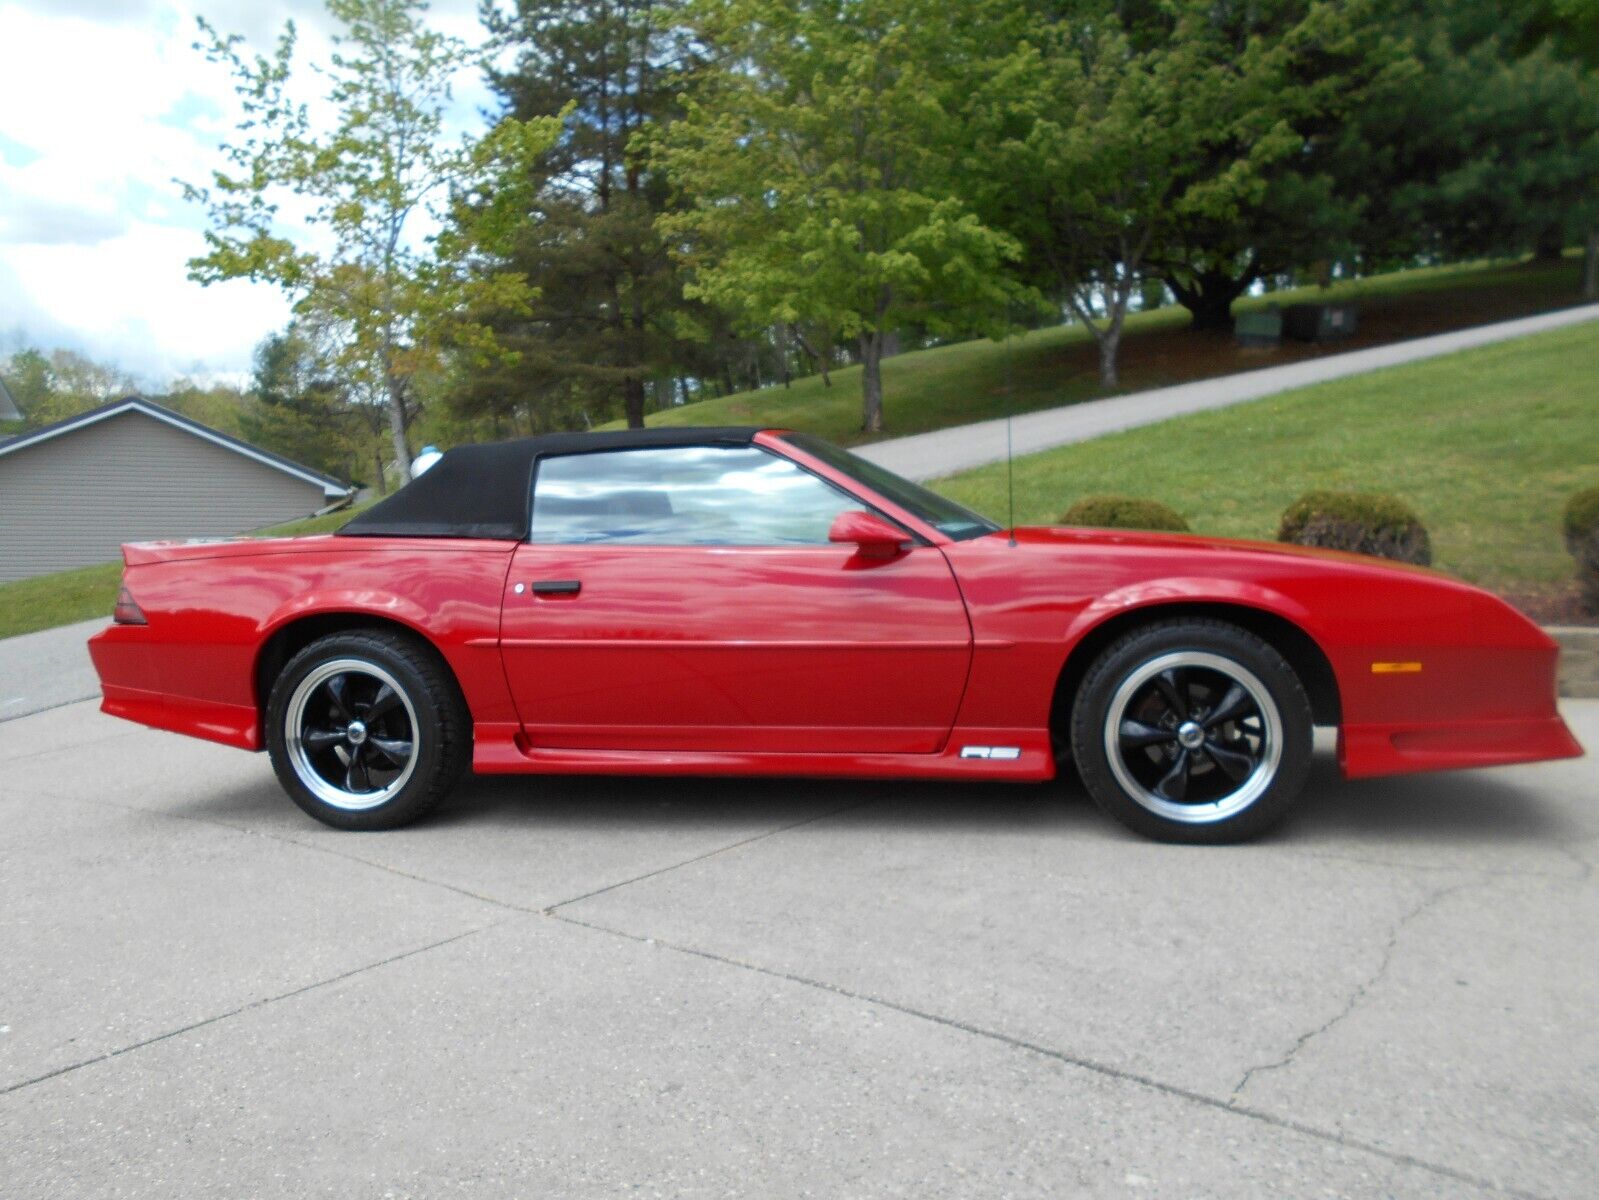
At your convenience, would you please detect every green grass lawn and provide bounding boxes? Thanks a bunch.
[934,320,1599,590]
[614,256,1586,446]
[0,503,373,641]
[0,562,126,642]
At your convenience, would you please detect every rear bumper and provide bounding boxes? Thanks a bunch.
[1340,715,1584,779]
[89,627,259,751]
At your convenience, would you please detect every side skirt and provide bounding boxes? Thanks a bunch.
[471,722,1055,782]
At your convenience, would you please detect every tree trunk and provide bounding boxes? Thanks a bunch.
[623,375,646,428]
[1585,228,1598,301]
[1167,267,1254,332]
[858,331,884,433]
[385,375,412,484]
[789,325,832,386]
[1097,328,1120,389]
[373,447,387,496]
[1534,227,1567,263]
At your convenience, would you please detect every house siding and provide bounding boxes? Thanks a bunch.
[0,411,329,582]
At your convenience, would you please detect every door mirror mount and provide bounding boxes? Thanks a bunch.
[828,510,910,558]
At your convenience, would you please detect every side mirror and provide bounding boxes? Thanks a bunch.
[828,510,910,558]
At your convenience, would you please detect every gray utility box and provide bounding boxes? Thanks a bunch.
[1283,302,1358,342]
[1235,307,1283,348]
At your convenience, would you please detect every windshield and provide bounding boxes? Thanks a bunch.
[779,432,1000,542]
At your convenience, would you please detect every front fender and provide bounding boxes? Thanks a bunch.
[1061,576,1320,650]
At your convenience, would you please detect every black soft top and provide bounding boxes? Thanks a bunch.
[338,426,765,540]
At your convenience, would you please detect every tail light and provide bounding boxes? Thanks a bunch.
[113,583,148,626]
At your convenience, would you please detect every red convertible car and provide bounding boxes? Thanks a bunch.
[88,427,1582,843]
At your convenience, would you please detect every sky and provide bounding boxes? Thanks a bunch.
[0,0,495,388]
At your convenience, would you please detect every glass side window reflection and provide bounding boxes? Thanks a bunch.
[530,446,869,545]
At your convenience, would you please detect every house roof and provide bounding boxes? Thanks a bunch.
[0,375,21,422]
[0,395,353,498]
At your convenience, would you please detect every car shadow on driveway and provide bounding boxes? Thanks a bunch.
[171,746,1583,852]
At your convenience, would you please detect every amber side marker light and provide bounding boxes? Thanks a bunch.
[1371,661,1423,674]
[113,585,148,626]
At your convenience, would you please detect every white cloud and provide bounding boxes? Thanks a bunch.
[0,0,498,384]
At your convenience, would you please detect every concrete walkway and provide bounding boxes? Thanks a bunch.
[0,618,103,722]
[4,697,1595,1197]
[856,301,1599,481]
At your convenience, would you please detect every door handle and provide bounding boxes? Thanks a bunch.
[530,579,582,596]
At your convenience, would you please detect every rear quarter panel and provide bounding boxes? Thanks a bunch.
[90,537,518,749]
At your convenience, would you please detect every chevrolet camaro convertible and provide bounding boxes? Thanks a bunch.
[89,427,1582,843]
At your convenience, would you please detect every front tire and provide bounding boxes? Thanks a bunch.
[1069,619,1313,844]
[266,630,470,830]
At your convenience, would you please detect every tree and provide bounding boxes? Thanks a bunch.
[1328,2,1599,290]
[1527,0,1599,297]
[2,347,139,428]
[241,328,361,481]
[183,0,559,482]
[982,3,1313,383]
[656,0,1025,433]
[1135,1,1407,331]
[1,349,56,425]
[461,0,697,430]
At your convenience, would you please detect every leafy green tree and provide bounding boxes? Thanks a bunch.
[981,1,1325,383]
[1132,0,1407,330]
[3,348,138,428]
[1,349,55,425]
[240,328,361,481]
[1526,0,1599,296]
[1328,2,1599,290]
[656,0,1025,433]
[460,0,697,430]
[183,0,560,481]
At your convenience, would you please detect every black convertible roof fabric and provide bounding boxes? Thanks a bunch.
[337,426,763,540]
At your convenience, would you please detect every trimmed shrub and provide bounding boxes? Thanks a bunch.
[1564,486,1599,613]
[1277,490,1432,566]
[1061,495,1190,533]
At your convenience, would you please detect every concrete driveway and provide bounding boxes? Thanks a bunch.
[1,698,1593,1198]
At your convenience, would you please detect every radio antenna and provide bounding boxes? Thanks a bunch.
[1004,304,1017,546]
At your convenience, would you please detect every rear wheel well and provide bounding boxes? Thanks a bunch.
[255,614,452,715]
[1050,603,1341,735]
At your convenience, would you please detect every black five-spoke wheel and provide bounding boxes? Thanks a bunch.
[287,659,419,809]
[1071,619,1314,843]
[266,630,470,830]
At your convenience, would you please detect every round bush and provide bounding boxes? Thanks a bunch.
[1563,485,1599,612]
[1060,496,1190,533]
[1277,490,1432,566]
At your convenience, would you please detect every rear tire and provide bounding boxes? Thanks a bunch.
[266,630,470,831]
[1069,619,1313,844]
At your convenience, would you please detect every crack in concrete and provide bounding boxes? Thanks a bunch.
[0,920,505,1099]
[36,787,872,920]
[0,795,875,1104]
[1230,880,1475,1100]
[541,798,876,912]
[549,908,1549,1200]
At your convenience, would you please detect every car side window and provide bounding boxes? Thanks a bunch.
[530,445,866,546]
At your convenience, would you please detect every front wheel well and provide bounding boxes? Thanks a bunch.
[1050,603,1342,734]
[254,613,452,715]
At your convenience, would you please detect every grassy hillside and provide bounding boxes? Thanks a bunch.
[614,256,1587,446]
[935,320,1599,590]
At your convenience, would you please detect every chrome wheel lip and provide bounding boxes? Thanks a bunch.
[1103,650,1282,826]
[285,659,419,812]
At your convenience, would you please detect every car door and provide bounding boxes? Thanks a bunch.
[500,443,973,754]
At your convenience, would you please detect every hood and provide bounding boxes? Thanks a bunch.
[1009,525,1446,578]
